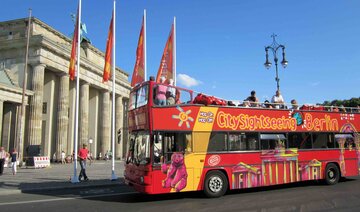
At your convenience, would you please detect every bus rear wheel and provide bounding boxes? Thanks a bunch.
[204,170,228,198]
[325,163,340,185]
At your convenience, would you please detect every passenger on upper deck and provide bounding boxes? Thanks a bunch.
[242,100,251,108]
[271,90,285,109]
[227,101,236,106]
[291,99,299,110]
[154,76,167,106]
[246,90,260,107]
[166,79,176,105]
[331,106,339,112]
[263,100,273,108]
[339,105,347,112]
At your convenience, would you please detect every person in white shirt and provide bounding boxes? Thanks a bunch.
[61,151,66,164]
[0,147,9,175]
[166,79,176,105]
[271,90,285,109]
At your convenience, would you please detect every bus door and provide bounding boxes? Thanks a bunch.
[152,132,193,193]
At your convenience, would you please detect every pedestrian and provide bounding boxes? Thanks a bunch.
[105,150,109,161]
[61,150,66,164]
[0,147,9,175]
[78,143,91,181]
[52,152,57,163]
[10,148,18,175]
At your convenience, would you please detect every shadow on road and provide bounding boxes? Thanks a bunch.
[3,177,356,203]
[97,177,358,203]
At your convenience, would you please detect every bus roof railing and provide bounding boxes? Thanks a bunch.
[132,81,359,113]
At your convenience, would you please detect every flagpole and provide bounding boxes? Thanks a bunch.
[71,0,81,184]
[111,0,118,181]
[144,9,147,81]
[18,8,32,164]
[173,17,176,86]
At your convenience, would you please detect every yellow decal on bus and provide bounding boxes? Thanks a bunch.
[183,107,219,192]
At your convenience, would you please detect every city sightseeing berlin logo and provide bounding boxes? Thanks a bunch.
[172,106,194,128]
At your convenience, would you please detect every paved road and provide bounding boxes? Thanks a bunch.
[1,172,360,212]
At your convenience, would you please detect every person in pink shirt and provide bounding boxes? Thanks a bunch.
[78,143,91,181]
[155,77,167,106]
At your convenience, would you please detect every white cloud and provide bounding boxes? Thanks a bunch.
[177,74,202,87]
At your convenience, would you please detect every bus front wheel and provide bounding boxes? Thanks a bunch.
[325,163,340,185]
[204,170,228,198]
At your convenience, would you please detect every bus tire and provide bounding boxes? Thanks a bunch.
[204,170,228,198]
[325,163,340,185]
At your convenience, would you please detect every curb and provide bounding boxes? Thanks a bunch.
[0,180,126,196]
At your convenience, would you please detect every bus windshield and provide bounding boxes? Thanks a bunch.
[126,132,150,165]
[129,84,149,110]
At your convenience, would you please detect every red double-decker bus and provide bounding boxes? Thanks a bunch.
[124,80,360,197]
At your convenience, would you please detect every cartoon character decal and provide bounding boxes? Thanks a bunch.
[161,152,188,192]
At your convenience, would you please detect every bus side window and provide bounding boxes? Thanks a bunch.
[299,133,312,149]
[163,133,174,162]
[228,134,246,151]
[335,134,354,149]
[208,132,227,152]
[288,133,301,148]
[174,132,192,153]
[326,134,335,148]
[345,136,355,148]
[246,133,259,150]
[161,132,192,163]
[184,133,192,153]
[153,134,162,164]
[260,134,286,150]
[312,133,330,149]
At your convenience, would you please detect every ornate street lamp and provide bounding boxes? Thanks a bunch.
[264,34,288,91]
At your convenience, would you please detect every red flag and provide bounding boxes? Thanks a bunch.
[103,12,114,82]
[156,24,174,84]
[131,17,145,87]
[69,7,79,81]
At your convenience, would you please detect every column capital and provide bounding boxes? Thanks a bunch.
[81,81,90,86]
[116,95,123,100]
[59,72,70,78]
[31,63,47,69]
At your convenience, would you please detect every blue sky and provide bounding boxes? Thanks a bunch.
[2,0,360,105]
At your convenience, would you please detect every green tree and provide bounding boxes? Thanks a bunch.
[321,97,360,107]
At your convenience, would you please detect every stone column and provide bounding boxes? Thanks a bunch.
[115,96,123,159]
[56,74,69,158]
[122,99,129,160]
[2,107,12,150]
[0,100,3,146]
[101,91,110,156]
[28,64,46,146]
[79,82,89,147]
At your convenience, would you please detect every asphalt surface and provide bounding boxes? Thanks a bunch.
[0,160,125,195]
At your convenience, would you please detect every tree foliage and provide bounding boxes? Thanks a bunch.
[321,97,360,107]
